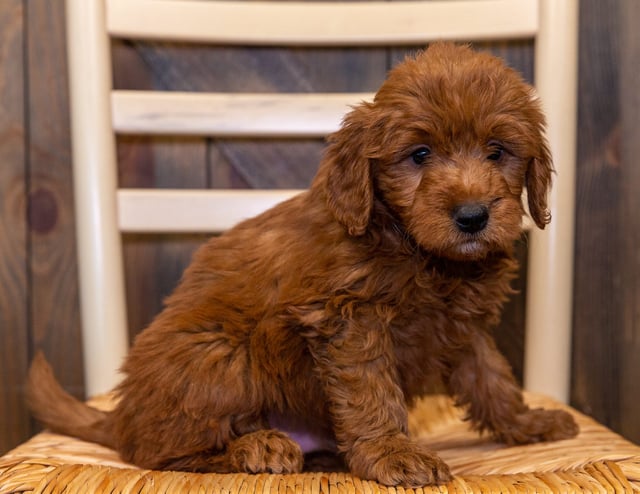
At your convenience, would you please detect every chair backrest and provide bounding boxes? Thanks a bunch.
[65,0,578,401]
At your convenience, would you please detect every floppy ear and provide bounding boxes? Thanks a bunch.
[526,138,554,229]
[320,103,376,236]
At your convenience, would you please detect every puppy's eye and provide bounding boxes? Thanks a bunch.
[487,143,505,161]
[410,147,431,166]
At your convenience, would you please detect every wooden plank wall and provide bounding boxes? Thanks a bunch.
[0,0,638,455]
[570,0,639,437]
[618,0,640,444]
[0,0,29,452]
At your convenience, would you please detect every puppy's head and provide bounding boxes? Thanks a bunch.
[319,43,553,261]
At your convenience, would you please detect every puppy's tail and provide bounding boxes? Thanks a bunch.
[26,351,115,449]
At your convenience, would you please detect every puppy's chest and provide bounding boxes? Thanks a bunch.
[389,263,513,329]
[383,269,510,384]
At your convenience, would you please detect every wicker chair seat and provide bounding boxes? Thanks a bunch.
[1,393,639,493]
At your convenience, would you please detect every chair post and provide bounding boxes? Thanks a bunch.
[65,0,128,396]
[523,0,579,403]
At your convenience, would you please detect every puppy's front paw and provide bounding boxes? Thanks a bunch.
[348,435,451,487]
[495,408,579,445]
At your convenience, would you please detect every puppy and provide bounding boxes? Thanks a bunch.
[27,43,579,487]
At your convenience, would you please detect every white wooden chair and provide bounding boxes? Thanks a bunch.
[16,1,640,493]
[67,0,578,403]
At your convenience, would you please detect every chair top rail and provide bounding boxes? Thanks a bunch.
[107,0,538,46]
[112,90,374,137]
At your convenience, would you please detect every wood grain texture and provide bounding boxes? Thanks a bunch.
[0,0,30,455]
[570,0,640,444]
[26,0,84,398]
[618,0,640,442]
[571,0,625,432]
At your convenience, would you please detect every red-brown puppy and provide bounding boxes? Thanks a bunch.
[28,43,579,487]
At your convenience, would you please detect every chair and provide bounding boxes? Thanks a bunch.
[3,0,640,492]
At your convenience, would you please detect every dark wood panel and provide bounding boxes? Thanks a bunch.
[618,0,640,442]
[571,0,625,432]
[26,0,84,398]
[0,0,30,455]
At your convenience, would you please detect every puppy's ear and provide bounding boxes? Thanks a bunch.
[526,139,554,229]
[320,103,376,236]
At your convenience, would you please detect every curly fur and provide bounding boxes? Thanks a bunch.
[27,43,578,487]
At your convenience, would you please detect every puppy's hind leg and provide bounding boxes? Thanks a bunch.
[223,429,304,474]
[162,429,304,474]
[115,317,307,474]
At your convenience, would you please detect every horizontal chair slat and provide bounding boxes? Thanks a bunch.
[112,91,374,137]
[107,0,538,45]
[118,188,534,233]
[118,189,303,233]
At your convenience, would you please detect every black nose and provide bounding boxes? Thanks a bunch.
[453,204,489,234]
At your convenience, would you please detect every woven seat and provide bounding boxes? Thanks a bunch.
[2,393,639,493]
